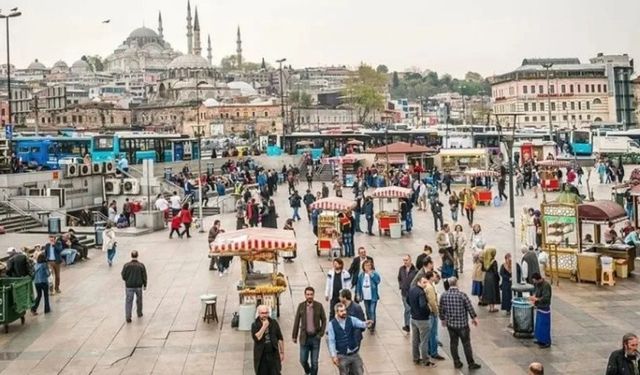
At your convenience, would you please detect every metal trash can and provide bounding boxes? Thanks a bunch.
[94,221,106,247]
[512,282,535,298]
[47,217,61,234]
[512,297,534,338]
[164,167,172,181]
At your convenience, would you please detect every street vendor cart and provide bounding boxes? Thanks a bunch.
[537,159,571,192]
[371,186,412,236]
[309,197,357,257]
[209,228,295,317]
[463,169,500,206]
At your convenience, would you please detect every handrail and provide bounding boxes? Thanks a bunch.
[92,211,109,223]
[0,200,41,231]
[7,196,83,225]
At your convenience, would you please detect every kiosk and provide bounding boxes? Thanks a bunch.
[309,197,357,257]
[371,186,412,236]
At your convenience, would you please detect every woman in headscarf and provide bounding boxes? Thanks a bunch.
[481,247,501,312]
[499,253,520,314]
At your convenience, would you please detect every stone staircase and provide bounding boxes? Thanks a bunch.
[0,204,43,233]
[315,164,335,182]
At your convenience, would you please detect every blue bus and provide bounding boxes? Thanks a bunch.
[13,136,91,169]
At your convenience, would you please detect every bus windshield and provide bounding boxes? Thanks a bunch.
[573,131,590,144]
[94,136,114,151]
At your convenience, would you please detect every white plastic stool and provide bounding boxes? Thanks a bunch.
[600,256,615,286]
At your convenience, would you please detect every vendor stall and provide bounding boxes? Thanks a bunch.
[321,155,361,187]
[536,159,571,192]
[371,186,412,236]
[515,140,556,166]
[309,197,357,257]
[367,142,435,171]
[209,228,295,317]
[463,169,500,206]
[435,148,490,183]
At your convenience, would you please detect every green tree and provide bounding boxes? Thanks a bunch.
[465,71,483,82]
[81,55,103,72]
[376,64,389,74]
[220,55,237,71]
[392,71,400,88]
[345,64,387,124]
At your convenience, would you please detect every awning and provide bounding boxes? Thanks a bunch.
[463,169,500,178]
[577,200,626,224]
[210,228,297,254]
[376,154,406,164]
[371,186,412,199]
[536,159,571,168]
[310,197,356,211]
[321,154,360,164]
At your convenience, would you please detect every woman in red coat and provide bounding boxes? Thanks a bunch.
[180,203,193,238]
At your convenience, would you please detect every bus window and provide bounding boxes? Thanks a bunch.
[573,132,590,144]
[94,137,114,151]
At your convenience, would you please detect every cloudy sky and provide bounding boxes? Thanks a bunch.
[5,0,640,78]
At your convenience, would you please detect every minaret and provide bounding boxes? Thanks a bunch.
[158,11,163,39]
[186,1,193,54]
[261,57,266,70]
[193,7,201,56]
[236,26,243,68]
[207,34,212,66]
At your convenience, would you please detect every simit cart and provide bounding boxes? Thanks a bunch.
[371,186,412,236]
[309,197,357,257]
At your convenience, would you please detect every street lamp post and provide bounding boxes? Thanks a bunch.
[542,63,554,139]
[276,58,287,140]
[195,81,205,233]
[0,8,22,134]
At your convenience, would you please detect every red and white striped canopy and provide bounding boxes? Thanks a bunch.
[371,186,412,199]
[309,197,356,211]
[463,169,500,178]
[321,155,359,164]
[209,228,297,254]
[536,159,571,168]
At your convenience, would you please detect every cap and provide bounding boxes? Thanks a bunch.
[6,247,16,254]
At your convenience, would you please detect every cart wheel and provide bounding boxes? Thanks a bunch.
[3,324,7,334]
[20,316,25,325]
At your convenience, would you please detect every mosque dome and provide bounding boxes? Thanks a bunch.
[227,81,258,96]
[52,60,68,69]
[71,59,92,73]
[128,26,159,39]
[167,54,210,69]
[27,59,47,70]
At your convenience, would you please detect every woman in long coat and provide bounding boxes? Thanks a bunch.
[499,253,518,313]
[482,247,501,312]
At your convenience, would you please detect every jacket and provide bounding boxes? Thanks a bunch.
[6,253,30,277]
[180,209,193,224]
[33,262,50,284]
[424,282,439,315]
[292,300,327,343]
[355,271,381,302]
[325,270,351,300]
[362,200,374,217]
[121,260,147,288]
[348,256,374,287]
[43,241,63,264]
[436,231,454,249]
[407,285,430,320]
[397,265,417,297]
[606,349,640,375]
[102,228,117,252]
[251,317,283,374]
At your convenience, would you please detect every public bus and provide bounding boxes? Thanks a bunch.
[13,136,91,169]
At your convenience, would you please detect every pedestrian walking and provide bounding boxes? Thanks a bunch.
[325,259,352,320]
[235,199,247,230]
[449,192,459,222]
[439,277,481,370]
[355,259,380,333]
[303,189,316,221]
[430,198,444,231]
[292,287,326,375]
[425,271,445,361]
[326,303,372,375]
[348,247,373,287]
[252,304,284,375]
[397,255,417,333]
[407,274,437,368]
[606,333,640,375]
[362,197,374,236]
[453,224,466,273]
[30,252,51,315]
[207,220,220,271]
[102,222,117,267]
[121,250,147,323]
[179,203,193,238]
[481,247,500,313]
[530,272,552,348]
[462,189,477,226]
[340,212,355,257]
[289,190,302,221]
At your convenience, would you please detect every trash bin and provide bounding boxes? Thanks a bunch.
[512,297,534,338]
[47,217,61,234]
[94,221,106,247]
[389,223,402,239]
[163,167,172,181]
[511,282,535,298]
[238,303,256,331]
[615,259,629,278]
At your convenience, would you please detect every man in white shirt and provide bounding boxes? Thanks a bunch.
[154,194,170,223]
[169,191,182,216]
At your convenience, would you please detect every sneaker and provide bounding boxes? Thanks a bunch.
[432,354,445,360]
[423,361,437,368]
[454,362,464,369]
[468,363,481,370]
[137,314,143,318]
[402,326,410,333]
[413,359,421,365]
[126,318,132,323]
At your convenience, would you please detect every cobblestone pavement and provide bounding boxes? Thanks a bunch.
[0,172,636,375]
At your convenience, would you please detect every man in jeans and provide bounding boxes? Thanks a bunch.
[397,255,417,333]
[407,275,437,368]
[121,250,147,323]
[43,235,63,294]
[292,287,327,375]
[326,303,372,375]
[439,277,481,370]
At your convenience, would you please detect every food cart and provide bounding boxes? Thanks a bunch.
[435,148,490,183]
[463,169,500,206]
[371,186,412,236]
[321,155,361,188]
[536,159,571,192]
[209,228,295,317]
[515,140,556,166]
[309,197,357,257]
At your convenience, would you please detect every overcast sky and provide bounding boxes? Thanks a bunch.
[5,0,640,78]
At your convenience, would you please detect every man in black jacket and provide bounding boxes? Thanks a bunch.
[408,275,436,368]
[348,247,374,289]
[252,304,284,375]
[6,247,31,277]
[292,287,326,375]
[121,250,147,323]
[606,333,640,375]
[397,255,417,333]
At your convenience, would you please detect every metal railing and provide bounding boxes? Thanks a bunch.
[0,200,41,231]
[92,211,109,223]
[7,196,83,226]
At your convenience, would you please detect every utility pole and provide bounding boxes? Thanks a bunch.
[1,9,22,144]
[276,58,287,141]
[195,82,205,233]
[542,63,554,140]
[33,94,39,136]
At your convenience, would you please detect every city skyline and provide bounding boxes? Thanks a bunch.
[3,0,640,78]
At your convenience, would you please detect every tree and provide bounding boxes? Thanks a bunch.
[465,71,484,82]
[392,71,400,88]
[376,64,389,74]
[220,55,268,72]
[345,64,387,124]
[220,55,237,71]
[81,55,103,72]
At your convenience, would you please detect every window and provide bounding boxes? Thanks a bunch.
[538,85,542,94]
[587,115,591,120]
[93,136,114,151]
[597,84,601,92]
[523,86,528,94]
[586,85,590,93]
[532,103,537,111]
[524,116,530,122]
[586,101,591,110]
[78,116,82,123]
[603,84,607,92]
[570,102,575,110]
[110,116,114,124]
[236,112,240,117]
[541,116,546,121]
[591,84,595,92]
[577,84,581,93]
[524,103,529,111]
[578,115,582,120]
[540,103,545,111]
[220,114,224,119]
[252,112,256,117]
[551,102,556,111]
[531,85,536,94]
[571,115,576,120]
[550,85,555,94]
[593,98,602,105]
[561,84,566,93]
[552,116,557,121]
[562,102,567,110]
[578,102,581,110]
[532,116,538,121]
[563,115,568,121]
[63,116,67,123]
[570,84,574,93]
[264,111,268,117]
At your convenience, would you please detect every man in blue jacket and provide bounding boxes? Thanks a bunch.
[43,235,63,294]
[408,275,436,368]
[326,303,372,375]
